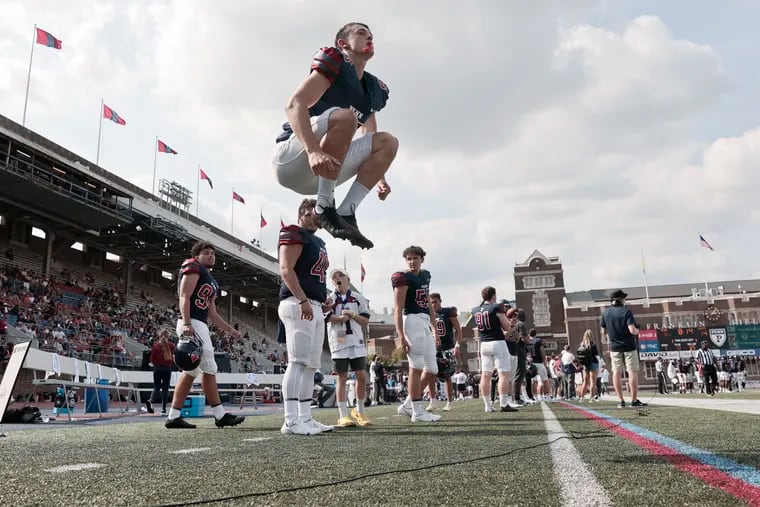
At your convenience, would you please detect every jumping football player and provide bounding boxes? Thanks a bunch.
[473,287,518,413]
[273,22,399,249]
[427,293,462,412]
[392,246,440,422]
[166,241,245,429]
[278,198,334,435]
[326,268,372,427]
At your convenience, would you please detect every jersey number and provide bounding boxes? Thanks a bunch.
[474,311,492,331]
[415,289,429,309]
[195,283,215,310]
[310,251,329,283]
[435,320,446,337]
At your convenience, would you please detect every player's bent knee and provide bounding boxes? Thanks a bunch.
[328,108,358,130]
[185,367,202,379]
[372,132,399,157]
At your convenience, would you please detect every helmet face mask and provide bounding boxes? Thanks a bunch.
[173,334,204,371]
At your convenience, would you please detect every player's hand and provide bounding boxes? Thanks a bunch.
[401,338,411,354]
[308,149,341,178]
[182,324,194,337]
[341,309,353,321]
[377,179,391,201]
[300,302,314,321]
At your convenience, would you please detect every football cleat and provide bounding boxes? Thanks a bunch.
[411,411,441,423]
[397,404,412,417]
[281,419,319,436]
[165,417,196,429]
[308,418,334,433]
[351,409,372,427]
[340,214,374,249]
[484,405,496,413]
[442,403,452,412]
[215,413,245,428]
[500,405,519,412]
[316,207,355,241]
[336,416,357,427]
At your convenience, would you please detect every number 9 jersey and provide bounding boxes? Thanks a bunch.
[391,270,431,315]
[179,258,219,324]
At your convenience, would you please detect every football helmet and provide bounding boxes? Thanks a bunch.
[436,350,456,379]
[173,334,203,371]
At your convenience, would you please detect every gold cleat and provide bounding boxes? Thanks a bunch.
[336,416,357,427]
[351,408,372,427]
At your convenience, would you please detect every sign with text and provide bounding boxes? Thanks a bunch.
[638,329,659,353]
[728,325,760,349]
[658,327,708,351]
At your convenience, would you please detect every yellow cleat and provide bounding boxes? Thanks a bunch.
[351,408,372,427]
[336,416,357,427]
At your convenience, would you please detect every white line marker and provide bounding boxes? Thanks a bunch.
[541,403,612,506]
[243,437,271,442]
[45,463,106,473]
[170,447,212,454]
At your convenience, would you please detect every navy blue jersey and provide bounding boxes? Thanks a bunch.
[278,225,329,302]
[531,337,544,363]
[435,307,458,350]
[470,303,506,342]
[391,270,431,315]
[276,47,389,143]
[178,258,219,324]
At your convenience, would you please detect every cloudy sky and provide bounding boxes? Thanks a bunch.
[2,1,760,314]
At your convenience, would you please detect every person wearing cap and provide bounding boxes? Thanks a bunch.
[326,268,372,426]
[600,289,647,408]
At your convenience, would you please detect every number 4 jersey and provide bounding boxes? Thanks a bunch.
[279,225,329,303]
[179,259,220,324]
[391,270,431,315]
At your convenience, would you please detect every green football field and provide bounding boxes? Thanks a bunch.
[1,395,759,506]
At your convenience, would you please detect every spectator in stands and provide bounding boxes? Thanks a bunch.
[5,248,13,261]
[147,329,175,414]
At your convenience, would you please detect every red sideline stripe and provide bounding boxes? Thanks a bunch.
[564,403,760,506]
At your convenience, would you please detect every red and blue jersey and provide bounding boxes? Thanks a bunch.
[178,259,219,324]
[279,225,329,302]
[391,270,431,316]
[435,307,458,351]
[276,47,390,143]
[471,303,506,342]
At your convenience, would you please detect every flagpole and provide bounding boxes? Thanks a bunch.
[152,136,158,195]
[641,251,650,304]
[96,99,104,165]
[195,164,200,217]
[231,188,235,235]
[700,238,710,295]
[22,25,37,127]
[259,205,263,246]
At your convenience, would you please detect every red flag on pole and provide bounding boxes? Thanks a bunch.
[35,27,62,49]
[199,168,213,189]
[260,212,267,228]
[103,104,126,125]
[232,191,246,204]
[157,139,178,154]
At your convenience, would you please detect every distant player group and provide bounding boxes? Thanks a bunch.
[163,22,535,433]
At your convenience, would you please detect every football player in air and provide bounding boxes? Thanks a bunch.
[325,268,372,427]
[427,293,462,412]
[278,198,335,435]
[273,22,399,250]
[472,287,518,413]
[392,246,441,422]
[166,241,245,429]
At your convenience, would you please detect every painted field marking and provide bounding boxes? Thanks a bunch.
[562,402,760,506]
[169,447,212,455]
[243,437,272,442]
[541,403,612,506]
[45,463,106,473]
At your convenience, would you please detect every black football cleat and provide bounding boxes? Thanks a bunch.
[340,214,374,249]
[165,417,196,429]
[500,405,519,412]
[316,207,355,240]
[215,413,245,428]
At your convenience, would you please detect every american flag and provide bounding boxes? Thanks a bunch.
[699,234,714,251]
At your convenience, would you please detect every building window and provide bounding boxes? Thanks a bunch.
[524,275,556,289]
[643,362,657,380]
[532,291,550,327]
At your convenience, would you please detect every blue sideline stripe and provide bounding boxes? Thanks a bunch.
[573,404,760,488]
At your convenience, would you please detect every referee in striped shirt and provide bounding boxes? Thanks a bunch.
[696,341,718,396]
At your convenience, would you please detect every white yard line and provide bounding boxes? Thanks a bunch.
[541,403,612,506]
[45,463,106,473]
[243,437,272,442]
[169,447,212,454]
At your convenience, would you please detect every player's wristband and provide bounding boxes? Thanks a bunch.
[299,299,308,305]
[183,323,192,328]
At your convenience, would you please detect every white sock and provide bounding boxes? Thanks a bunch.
[412,400,423,416]
[500,395,509,408]
[282,361,304,425]
[403,396,412,409]
[168,407,181,421]
[336,182,370,215]
[212,403,225,419]
[483,397,491,409]
[299,367,317,420]
[316,178,337,212]
[338,401,348,419]
[355,399,365,414]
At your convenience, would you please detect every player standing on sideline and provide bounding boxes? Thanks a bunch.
[473,287,518,413]
[427,293,462,412]
[529,329,552,401]
[278,198,335,435]
[165,241,245,429]
[326,268,372,427]
[393,246,441,422]
[273,22,399,250]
